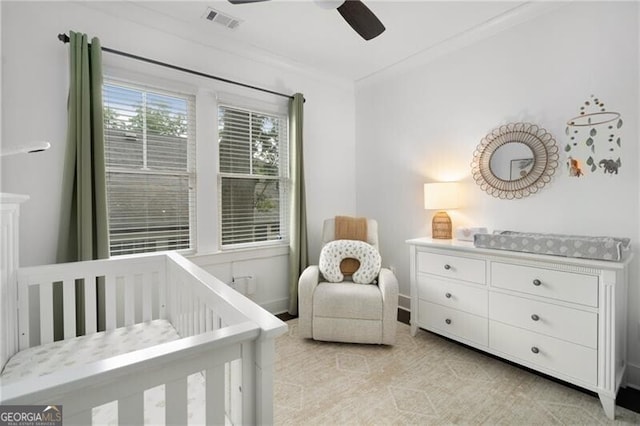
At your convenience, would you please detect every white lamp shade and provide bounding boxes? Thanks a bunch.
[424,182,461,210]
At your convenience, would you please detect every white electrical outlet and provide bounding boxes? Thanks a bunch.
[247,277,256,295]
[237,280,247,295]
[231,276,253,297]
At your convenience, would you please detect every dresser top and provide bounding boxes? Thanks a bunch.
[406,237,632,269]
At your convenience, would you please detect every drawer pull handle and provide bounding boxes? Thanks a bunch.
[531,314,540,321]
[445,318,452,325]
[445,292,452,299]
[532,279,542,286]
[531,346,540,354]
[444,264,451,270]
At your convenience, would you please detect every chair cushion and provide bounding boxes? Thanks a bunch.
[319,240,381,284]
[313,282,383,320]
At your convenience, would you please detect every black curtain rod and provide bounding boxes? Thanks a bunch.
[57,33,297,101]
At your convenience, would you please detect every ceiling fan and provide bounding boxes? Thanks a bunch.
[227,0,386,41]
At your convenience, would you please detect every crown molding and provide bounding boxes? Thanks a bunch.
[79,1,355,93]
[356,1,570,88]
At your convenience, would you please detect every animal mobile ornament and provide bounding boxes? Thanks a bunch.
[564,95,622,177]
[567,156,583,177]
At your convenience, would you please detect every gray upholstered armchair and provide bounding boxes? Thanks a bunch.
[298,218,398,345]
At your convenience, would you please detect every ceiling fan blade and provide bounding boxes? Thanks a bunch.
[336,0,385,41]
[228,0,269,4]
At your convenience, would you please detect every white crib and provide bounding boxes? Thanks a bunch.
[0,195,287,425]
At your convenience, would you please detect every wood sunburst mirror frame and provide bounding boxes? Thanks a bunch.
[471,122,559,199]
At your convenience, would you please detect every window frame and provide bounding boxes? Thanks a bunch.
[102,77,197,256]
[217,101,290,251]
[102,64,291,256]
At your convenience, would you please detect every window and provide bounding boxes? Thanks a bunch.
[218,105,288,247]
[103,82,196,256]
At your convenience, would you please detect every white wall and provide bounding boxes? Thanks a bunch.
[0,1,357,312]
[355,2,640,386]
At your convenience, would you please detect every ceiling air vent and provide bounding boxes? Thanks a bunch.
[202,7,242,30]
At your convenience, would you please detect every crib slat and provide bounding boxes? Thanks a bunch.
[105,275,117,330]
[206,364,226,425]
[18,281,29,350]
[166,376,188,425]
[206,308,213,332]
[188,290,195,336]
[84,277,97,335]
[181,284,187,336]
[158,270,167,320]
[124,274,135,326]
[242,341,256,425]
[118,392,144,425]
[191,299,196,335]
[180,283,187,336]
[151,270,160,320]
[174,282,182,335]
[180,283,189,337]
[198,302,207,333]
[142,273,152,322]
[193,297,200,335]
[63,279,76,339]
[39,283,54,344]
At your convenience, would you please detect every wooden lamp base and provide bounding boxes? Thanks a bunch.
[432,211,452,239]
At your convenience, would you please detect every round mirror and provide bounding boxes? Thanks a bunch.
[489,142,535,181]
[471,122,559,199]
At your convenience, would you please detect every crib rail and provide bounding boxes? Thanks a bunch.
[1,322,259,425]
[16,252,168,348]
[165,252,286,339]
[3,252,287,425]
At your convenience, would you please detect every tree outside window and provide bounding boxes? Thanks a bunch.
[103,83,195,256]
[218,105,288,247]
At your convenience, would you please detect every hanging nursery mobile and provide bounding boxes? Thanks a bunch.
[564,95,623,176]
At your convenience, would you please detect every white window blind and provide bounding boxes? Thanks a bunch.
[218,105,288,247]
[103,82,196,256]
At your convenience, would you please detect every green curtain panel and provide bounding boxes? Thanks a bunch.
[56,31,108,337]
[288,93,309,315]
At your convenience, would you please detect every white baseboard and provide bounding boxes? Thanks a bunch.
[398,293,411,311]
[261,297,289,315]
[626,361,640,389]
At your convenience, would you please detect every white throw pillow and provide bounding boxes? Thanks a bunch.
[319,239,382,284]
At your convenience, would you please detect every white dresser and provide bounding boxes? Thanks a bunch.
[407,237,630,420]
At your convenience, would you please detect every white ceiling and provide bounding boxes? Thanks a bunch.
[83,1,548,82]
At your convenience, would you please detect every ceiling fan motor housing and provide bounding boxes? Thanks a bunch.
[313,0,346,10]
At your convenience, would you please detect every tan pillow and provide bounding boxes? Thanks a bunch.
[334,216,368,276]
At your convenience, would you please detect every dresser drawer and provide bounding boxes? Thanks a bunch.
[418,252,485,284]
[489,320,597,385]
[418,300,488,346]
[418,276,488,317]
[491,262,598,307]
[489,292,597,348]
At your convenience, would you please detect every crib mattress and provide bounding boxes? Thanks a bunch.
[1,320,179,384]
[1,320,208,425]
